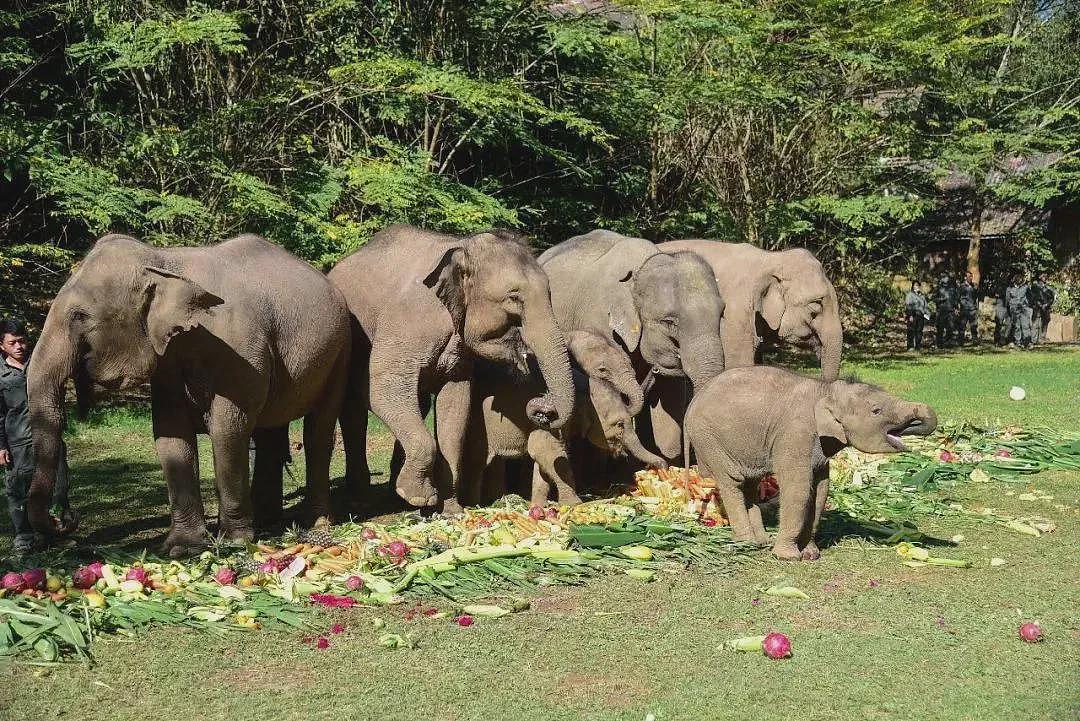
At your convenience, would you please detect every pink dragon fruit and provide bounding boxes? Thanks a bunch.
[2,571,25,592]
[72,566,98,589]
[124,567,150,586]
[214,566,236,585]
[20,568,46,590]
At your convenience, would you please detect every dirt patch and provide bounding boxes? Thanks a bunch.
[530,587,588,615]
[221,664,318,691]
[554,671,651,710]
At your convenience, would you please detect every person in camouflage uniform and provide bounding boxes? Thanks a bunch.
[904,281,930,350]
[956,271,979,344]
[1030,273,1056,344]
[933,274,956,348]
[1,319,76,554]
[1004,274,1034,348]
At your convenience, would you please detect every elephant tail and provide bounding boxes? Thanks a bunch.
[681,404,692,487]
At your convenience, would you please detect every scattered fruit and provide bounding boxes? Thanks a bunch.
[1019,622,1043,643]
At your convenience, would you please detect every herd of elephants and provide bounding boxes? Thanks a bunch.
[23,225,937,562]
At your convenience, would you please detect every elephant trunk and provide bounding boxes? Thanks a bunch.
[611,365,645,416]
[26,318,77,535]
[906,402,938,437]
[621,426,668,470]
[521,288,575,430]
[680,333,725,393]
[815,291,843,382]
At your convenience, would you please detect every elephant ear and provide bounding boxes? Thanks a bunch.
[814,395,848,445]
[144,267,224,355]
[422,246,468,333]
[608,269,642,352]
[757,274,786,331]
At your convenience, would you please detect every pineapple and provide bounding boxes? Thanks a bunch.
[300,527,336,548]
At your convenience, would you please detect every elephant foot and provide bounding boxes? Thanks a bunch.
[800,542,821,561]
[440,497,465,517]
[771,540,802,561]
[218,520,255,545]
[731,528,769,547]
[557,489,582,506]
[161,526,210,559]
[395,464,439,508]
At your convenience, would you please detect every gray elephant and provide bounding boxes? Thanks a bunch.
[451,331,667,508]
[685,366,937,561]
[659,240,842,378]
[328,225,574,509]
[537,230,726,465]
[27,234,350,556]
[647,240,844,463]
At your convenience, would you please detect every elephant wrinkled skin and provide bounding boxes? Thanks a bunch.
[685,366,937,560]
[328,225,574,510]
[27,234,351,557]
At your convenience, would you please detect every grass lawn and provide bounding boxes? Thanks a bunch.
[2,346,1079,721]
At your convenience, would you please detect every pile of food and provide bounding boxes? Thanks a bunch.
[2,423,1075,664]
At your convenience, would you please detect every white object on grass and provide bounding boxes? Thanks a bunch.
[1009,386,1026,401]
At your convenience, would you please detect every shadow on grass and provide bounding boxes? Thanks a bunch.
[816,511,955,550]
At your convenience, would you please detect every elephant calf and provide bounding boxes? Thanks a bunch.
[450,331,666,508]
[685,367,937,561]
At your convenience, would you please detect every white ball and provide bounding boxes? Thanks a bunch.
[1009,386,1026,401]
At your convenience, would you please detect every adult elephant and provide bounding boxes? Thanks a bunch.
[659,241,842,379]
[27,234,350,557]
[328,225,574,510]
[538,230,725,462]
[644,240,843,463]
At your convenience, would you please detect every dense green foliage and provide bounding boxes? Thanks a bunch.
[2,1,1078,323]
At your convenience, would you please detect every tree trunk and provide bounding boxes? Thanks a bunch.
[968,201,982,287]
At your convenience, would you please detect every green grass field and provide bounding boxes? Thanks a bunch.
[2,347,1079,721]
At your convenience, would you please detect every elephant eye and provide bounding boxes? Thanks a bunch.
[661,316,679,328]
[807,299,823,315]
[871,407,883,415]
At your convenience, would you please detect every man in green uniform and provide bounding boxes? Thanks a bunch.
[1,319,76,553]
[1030,273,1056,345]
[1004,275,1033,348]
[956,271,979,344]
[933,275,956,348]
[904,281,930,350]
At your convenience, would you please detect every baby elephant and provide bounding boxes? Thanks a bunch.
[450,331,666,509]
[686,366,937,561]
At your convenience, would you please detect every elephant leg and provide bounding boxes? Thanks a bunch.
[648,377,688,463]
[208,400,257,543]
[340,338,371,510]
[390,392,431,485]
[302,347,348,525]
[799,465,830,561]
[772,455,812,561]
[528,430,580,506]
[746,501,771,546]
[251,425,289,533]
[433,378,471,508]
[153,386,208,558]
[483,457,508,504]
[369,371,439,507]
[703,461,756,546]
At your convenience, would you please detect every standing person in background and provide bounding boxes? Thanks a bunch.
[904,281,930,350]
[1030,273,1055,345]
[933,275,956,348]
[956,272,979,345]
[0,319,76,554]
[992,286,1011,346]
[1005,274,1033,348]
